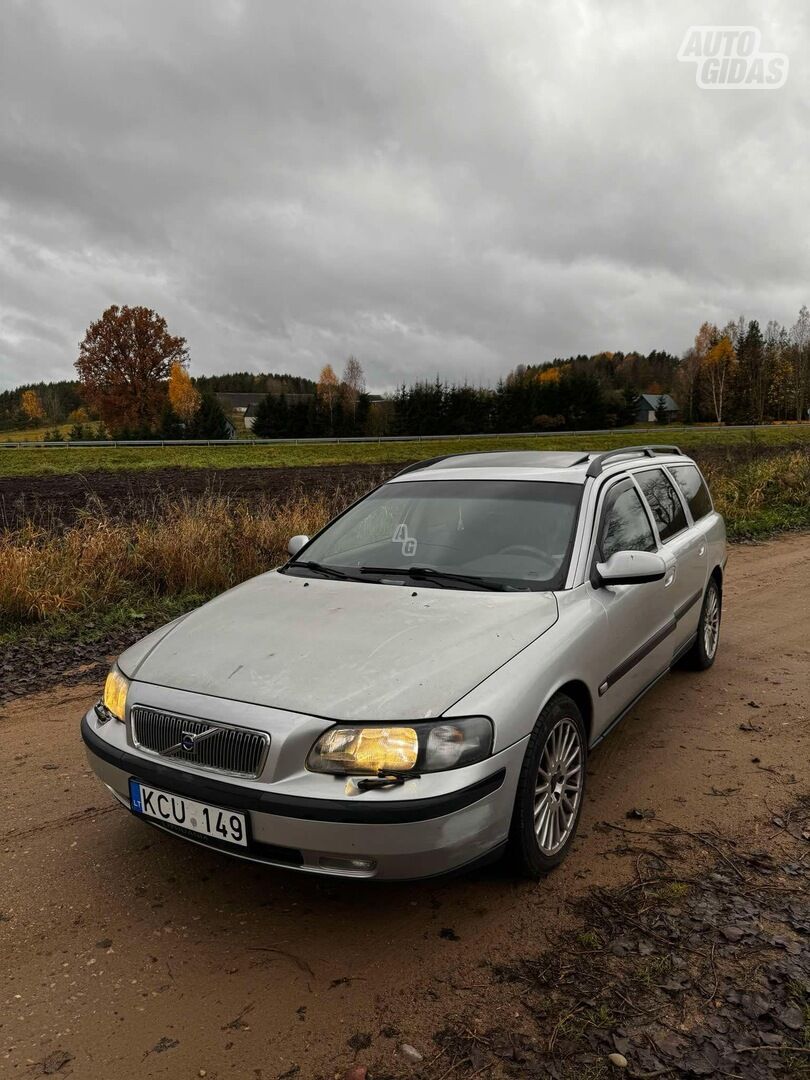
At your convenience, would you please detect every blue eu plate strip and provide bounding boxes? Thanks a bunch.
[129,778,143,813]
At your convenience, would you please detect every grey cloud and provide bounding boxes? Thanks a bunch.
[1,0,808,392]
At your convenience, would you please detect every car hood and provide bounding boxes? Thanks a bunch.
[121,571,559,722]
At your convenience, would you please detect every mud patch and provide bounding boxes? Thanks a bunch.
[427,809,810,1079]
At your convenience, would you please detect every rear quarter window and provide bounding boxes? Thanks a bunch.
[669,464,713,521]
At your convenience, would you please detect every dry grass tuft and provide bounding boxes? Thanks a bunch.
[0,492,335,628]
[704,449,810,534]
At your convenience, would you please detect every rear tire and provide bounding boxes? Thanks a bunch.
[684,578,722,670]
[507,693,587,879]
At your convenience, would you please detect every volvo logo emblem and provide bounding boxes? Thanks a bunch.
[163,724,219,758]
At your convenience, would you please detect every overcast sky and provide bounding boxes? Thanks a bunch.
[1,1,807,392]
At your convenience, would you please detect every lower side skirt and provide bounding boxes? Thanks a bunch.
[589,632,697,751]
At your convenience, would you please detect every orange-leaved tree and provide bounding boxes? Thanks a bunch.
[317,363,339,429]
[21,389,46,422]
[704,336,736,424]
[168,361,201,423]
[75,305,188,433]
[537,367,561,384]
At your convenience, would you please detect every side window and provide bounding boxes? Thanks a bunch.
[669,464,712,521]
[634,468,688,542]
[598,481,657,561]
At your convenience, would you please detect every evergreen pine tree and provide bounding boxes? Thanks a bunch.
[248,393,276,438]
[187,393,232,438]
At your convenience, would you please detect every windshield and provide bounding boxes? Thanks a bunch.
[285,479,583,591]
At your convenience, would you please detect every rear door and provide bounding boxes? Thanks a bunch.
[588,475,677,717]
[632,465,708,657]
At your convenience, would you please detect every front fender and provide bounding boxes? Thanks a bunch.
[443,587,608,753]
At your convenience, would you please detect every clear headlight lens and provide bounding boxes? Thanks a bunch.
[101,666,129,721]
[307,716,492,775]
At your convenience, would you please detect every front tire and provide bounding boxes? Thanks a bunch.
[684,578,722,670]
[508,693,587,879]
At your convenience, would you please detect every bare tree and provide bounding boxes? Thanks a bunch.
[341,355,366,420]
[789,305,810,421]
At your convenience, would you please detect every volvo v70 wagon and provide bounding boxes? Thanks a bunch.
[82,445,726,879]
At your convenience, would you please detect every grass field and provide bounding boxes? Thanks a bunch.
[2,424,810,476]
[0,422,72,443]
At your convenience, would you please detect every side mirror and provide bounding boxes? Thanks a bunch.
[596,550,666,586]
[287,535,309,557]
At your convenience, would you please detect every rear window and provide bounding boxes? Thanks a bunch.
[669,464,713,521]
[634,468,688,542]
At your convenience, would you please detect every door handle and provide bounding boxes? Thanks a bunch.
[664,570,676,587]
[697,543,705,557]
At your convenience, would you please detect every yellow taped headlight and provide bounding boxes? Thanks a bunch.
[102,666,129,721]
[306,717,493,775]
[307,726,418,775]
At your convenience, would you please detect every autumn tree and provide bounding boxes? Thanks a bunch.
[168,361,202,423]
[317,363,339,431]
[20,389,46,423]
[537,367,561,384]
[702,330,735,424]
[75,305,188,433]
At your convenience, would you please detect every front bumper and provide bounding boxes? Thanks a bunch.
[81,711,527,880]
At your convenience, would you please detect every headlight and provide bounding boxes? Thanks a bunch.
[99,665,129,722]
[306,717,493,775]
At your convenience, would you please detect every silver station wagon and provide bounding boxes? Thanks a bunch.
[82,445,726,880]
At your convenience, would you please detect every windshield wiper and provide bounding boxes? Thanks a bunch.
[287,560,354,581]
[359,565,509,592]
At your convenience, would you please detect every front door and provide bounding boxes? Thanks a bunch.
[589,477,676,720]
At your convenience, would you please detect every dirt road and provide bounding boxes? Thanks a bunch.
[1,534,808,1079]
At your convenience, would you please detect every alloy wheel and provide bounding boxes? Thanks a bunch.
[703,585,720,659]
[534,717,584,855]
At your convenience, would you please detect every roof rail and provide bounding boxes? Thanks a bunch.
[393,454,454,477]
[586,445,684,478]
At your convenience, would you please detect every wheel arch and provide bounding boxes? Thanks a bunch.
[550,679,594,744]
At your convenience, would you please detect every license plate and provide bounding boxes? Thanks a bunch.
[129,779,248,847]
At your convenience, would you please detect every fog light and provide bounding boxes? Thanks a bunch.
[318,855,377,873]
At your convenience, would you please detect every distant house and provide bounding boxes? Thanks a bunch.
[214,392,266,415]
[635,393,678,424]
[244,402,260,431]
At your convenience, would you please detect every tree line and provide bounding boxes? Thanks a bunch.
[2,302,809,439]
[677,311,810,424]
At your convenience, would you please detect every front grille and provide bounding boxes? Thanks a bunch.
[131,706,269,778]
